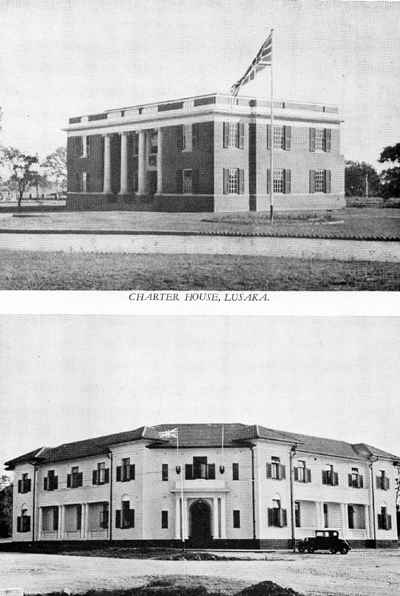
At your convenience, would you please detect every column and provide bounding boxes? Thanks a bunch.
[80,504,85,540]
[220,496,227,539]
[137,130,146,195]
[119,132,128,195]
[59,505,65,540]
[103,134,112,194]
[156,128,163,194]
[175,497,180,539]
[316,501,324,528]
[37,507,42,541]
[183,498,189,539]
[212,497,219,539]
[340,503,347,536]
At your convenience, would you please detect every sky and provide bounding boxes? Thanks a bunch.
[0,0,399,167]
[1,315,399,476]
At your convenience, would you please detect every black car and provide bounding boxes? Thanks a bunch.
[297,530,351,554]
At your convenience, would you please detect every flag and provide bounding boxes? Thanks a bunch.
[158,428,178,439]
[231,31,273,97]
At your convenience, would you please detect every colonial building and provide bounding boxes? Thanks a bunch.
[65,93,345,213]
[5,424,398,549]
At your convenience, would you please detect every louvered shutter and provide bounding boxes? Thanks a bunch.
[348,474,352,487]
[322,470,327,484]
[282,509,288,527]
[192,169,199,194]
[333,472,339,486]
[116,466,122,481]
[294,467,298,482]
[324,170,331,193]
[307,469,312,483]
[385,477,390,490]
[359,475,364,489]
[267,125,271,150]
[105,468,110,483]
[387,514,392,530]
[176,170,183,194]
[284,169,291,194]
[26,516,31,532]
[376,476,381,489]
[284,126,291,151]
[223,122,229,148]
[377,513,382,529]
[325,129,331,152]
[267,508,273,526]
[67,474,71,488]
[54,476,58,490]
[266,463,272,478]
[238,123,245,149]
[44,477,48,491]
[309,128,316,152]
[92,470,97,485]
[280,465,286,480]
[208,464,216,479]
[185,464,193,480]
[238,169,245,195]
[27,479,32,492]
[128,509,135,528]
[79,472,83,487]
[17,517,21,532]
[54,508,59,531]
[18,480,22,493]
[223,169,229,194]
[309,170,315,193]
[130,464,135,480]
[266,169,271,195]
[115,510,121,528]
[176,126,184,150]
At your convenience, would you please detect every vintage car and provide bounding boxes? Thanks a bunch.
[297,530,351,554]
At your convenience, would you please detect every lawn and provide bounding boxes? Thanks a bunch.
[1,251,399,290]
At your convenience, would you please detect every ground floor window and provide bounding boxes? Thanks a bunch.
[17,509,31,533]
[268,500,287,527]
[183,169,193,194]
[348,505,355,529]
[233,510,240,528]
[378,507,392,530]
[266,169,291,194]
[310,170,331,193]
[295,502,301,528]
[116,500,135,529]
[162,511,168,529]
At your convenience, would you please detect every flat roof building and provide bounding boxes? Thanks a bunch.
[65,93,345,213]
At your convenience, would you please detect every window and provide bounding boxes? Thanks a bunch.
[322,465,338,486]
[315,170,324,193]
[162,511,168,529]
[133,133,139,156]
[183,169,193,194]
[267,125,291,150]
[17,509,31,533]
[377,471,390,490]
[233,463,239,481]
[18,474,31,494]
[67,467,83,489]
[76,136,84,157]
[349,468,364,489]
[192,123,200,149]
[273,126,284,149]
[222,168,245,195]
[315,128,324,151]
[233,510,240,528]
[44,470,58,491]
[116,459,135,482]
[176,169,199,194]
[266,169,291,194]
[348,505,355,529]
[295,502,301,528]
[229,169,238,194]
[294,461,311,483]
[149,130,158,154]
[310,170,331,193]
[92,462,109,485]
[273,169,284,193]
[100,504,109,529]
[183,125,192,151]
[83,136,90,157]
[162,464,169,481]
[323,503,329,528]
[309,128,331,152]
[122,501,135,529]
[377,507,392,531]
[185,457,216,480]
[267,457,286,480]
[223,122,244,149]
[268,500,287,527]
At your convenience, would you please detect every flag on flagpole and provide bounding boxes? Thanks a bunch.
[158,428,178,439]
[230,30,273,97]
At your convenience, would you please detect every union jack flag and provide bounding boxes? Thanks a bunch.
[231,30,273,97]
[158,428,178,439]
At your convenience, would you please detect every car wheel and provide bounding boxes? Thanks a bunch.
[330,549,336,554]
[340,546,349,555]
[298,546,305,553]
[307,546,315,553]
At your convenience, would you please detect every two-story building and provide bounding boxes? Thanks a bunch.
[5,424,398,549]
[65,93,345,213]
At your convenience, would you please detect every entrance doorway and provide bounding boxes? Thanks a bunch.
[190,500,212,546]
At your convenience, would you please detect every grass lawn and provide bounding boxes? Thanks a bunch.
[1,251,399,290]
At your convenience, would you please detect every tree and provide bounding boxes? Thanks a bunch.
[42,146,67,193]
[379,143,400,199]
[345,161,381,197]
[0,484,12,538]
[0,147,40,209]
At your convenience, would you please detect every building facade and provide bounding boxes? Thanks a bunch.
[5,424,398,549]
[65,94,345,213]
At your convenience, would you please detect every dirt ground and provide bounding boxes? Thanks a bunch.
[1,550,399,596]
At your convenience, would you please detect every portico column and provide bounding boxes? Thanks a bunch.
[213,497,219,539]
[103,134,112,194]
[156,127,163,194]
[119,132,128,195]
[175,497,180,539]
[37,507,42,541]
[138,130,146,194]
[341,503,347,536]
[59,505,65,540]
[183,498,189,540]
[220,497,227,539]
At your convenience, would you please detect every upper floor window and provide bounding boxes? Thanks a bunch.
[267,125,291,150]
[18,473,31,494]
[67,466,83,489]
[348,468,364,489]
[183,124,192,151]
[266,457,286,480]
[268,499,287,527]
[92,462,110,485]
[116,458,135,482]
[76,136,84,157]
[232,463,239,481]
[294,460,311,483]
[223,122,244,149]
[309,127,331,152]
[322,464,338,486]
[376,471,390,491]
[185,457,215,480]
[44,470,58,491]
[377,506,392,531]
[162,463,169,481]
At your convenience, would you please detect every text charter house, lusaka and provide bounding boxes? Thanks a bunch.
[5,423,398,549]
[65,93,345,213]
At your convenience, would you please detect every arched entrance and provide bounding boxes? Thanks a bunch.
[190,500,212,546]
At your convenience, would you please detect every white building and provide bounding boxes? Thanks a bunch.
[5,424,399,548]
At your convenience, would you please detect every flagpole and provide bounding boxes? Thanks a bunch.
[178,429,185,552]
[270,29,274,224]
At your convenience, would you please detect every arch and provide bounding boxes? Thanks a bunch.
[121,494,130,502]
[189,500,212,546]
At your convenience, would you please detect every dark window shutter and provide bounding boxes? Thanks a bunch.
[177,125,184,150]
[267,124,271,150]
[223,168,229,194]
[267,508,273,526]
[130,464,135,480]
[333,472,339,486]
[208,464,215,479]
[266,169,271,195]
[116,466,121,482]
[192,169,199,194]
[377,513,382,530]
[359,475,364,489]
[44,477,48,491]
[79,472,83,487]
[115,510,121,528]
[223,122,229,148]
[309,128,316,152]
[307,469,312,483]
[325,129,331,152]
[92,470,98,485]
[281,465,286,480]
[309,170,315,193]
[185,464,193,480]
[284,169,291,194]
[282,509,288,527]
[238,123,245,149]
[266,463,272,478]
[387,515,392,530]
[26,516,31,532]
[293,467,298,482]
[322,470,327,484]
[128,509,135,528]
[54,476,58,490]
[27,479,32,492]
[238,169,245,195]
[67,474,71,488]
[17,517,21,532]
[284,126,291,151]
[18,480,22,493]
[348,474,352,487]
[54,507,59,531]
[176,170,183,194]
[324,170,331,193]
[105,468,110,483]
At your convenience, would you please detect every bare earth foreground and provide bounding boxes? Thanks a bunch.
[1,550,400,596]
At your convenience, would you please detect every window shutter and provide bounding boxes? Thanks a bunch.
[176,125,184,150]
[128,509,135,528]
[266,463,272,478]
[280,465,286,480]
[387,514,392,530]
[267,124,271,150]
[17,517,21,532]
[333,472,339,486]
[238,169,245,195]
[54,476,58,490]
[44,477,48,491]
[176,169,183,194]
[92,470,98,485]
[105,468,110,483]
[238,123,245,149]
[348,474,352,487]
[192,123,199,149]
[54,508,59,531]
[115,510,121,528]
[377,513,382,530]
[223,168,229,195]
[322,470,327,484]
[284,126,291,151]
[208,464,215,479]
[26,516,31,532]
[185,464,193,480]
[376,476,380,489]
[309,170,315,193]
[79,472,83,487]
[325,129,331,152]
[282,509,287,527]
[192,169,199,194]
[223,122,229,148]
[386,477,390,490]
[267,508,273,526]
[18,480,22,493]
[266,169,271,195]
[307,469,312,483]
[309,128,316,152]
[130,464,135,480]
[27,479,31,492]
[284,169,291,194]
[67,474,71,488]
[293,467,298,482]
[359,475,364,489]
[116,466,121,482]
[324,170,331,193]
